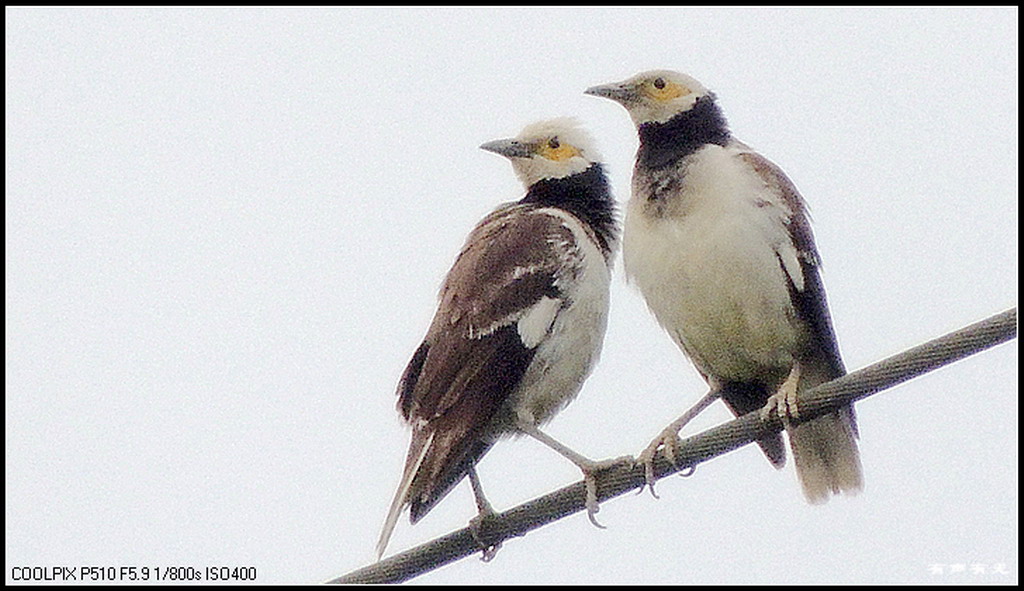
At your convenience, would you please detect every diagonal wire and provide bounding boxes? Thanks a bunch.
[331,308,1017,584]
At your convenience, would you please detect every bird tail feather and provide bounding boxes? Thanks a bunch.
[789,405,863,503]
[375,428,433,559]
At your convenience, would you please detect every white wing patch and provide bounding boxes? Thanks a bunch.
[516,296,562,349]
[776,241,805,292]
[512,263,543,279]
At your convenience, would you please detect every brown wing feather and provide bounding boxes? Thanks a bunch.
[738,151,845,378]
[738,151,862,501]
[395,205,578,521]
[400,205,574,420]
[406,324,532,522]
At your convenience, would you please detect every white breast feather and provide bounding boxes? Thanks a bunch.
[624,144,799,380]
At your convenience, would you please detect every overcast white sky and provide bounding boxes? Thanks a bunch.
[6,7,1018,585]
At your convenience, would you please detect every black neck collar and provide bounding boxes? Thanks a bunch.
[637,94,731,168]
[521,164,618,259]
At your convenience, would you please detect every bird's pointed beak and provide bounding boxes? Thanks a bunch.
[480,138,534,159]
[584,81,637,105]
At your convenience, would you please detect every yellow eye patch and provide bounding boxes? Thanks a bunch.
[647,79,689,101]
[537,139,581,162]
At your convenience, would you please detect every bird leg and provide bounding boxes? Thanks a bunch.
[468,466,496,515]
[516,419,633,529]
[466,467,501,562]
[636,387,721,496]
[760,364,801,425]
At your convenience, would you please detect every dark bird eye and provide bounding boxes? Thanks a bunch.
[653,77,666,90]
[548,138,560,149]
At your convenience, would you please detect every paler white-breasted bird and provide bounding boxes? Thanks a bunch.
[376,118,623,559]
[585,70,863,503]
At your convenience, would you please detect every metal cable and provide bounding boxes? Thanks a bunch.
[331,308,1016,584]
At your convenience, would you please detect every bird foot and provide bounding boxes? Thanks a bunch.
[636,425,688,498]
[635,388,720,497]
[577,455,634,529]
[468,507,502,562]
[760,365,802,425]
